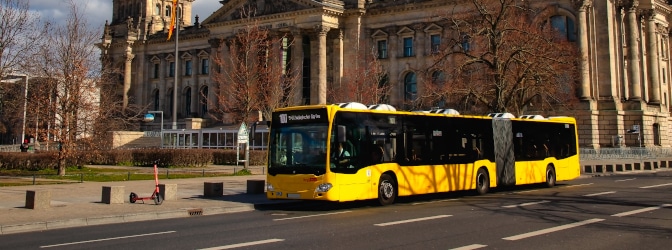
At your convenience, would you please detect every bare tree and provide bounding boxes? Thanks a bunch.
[31,1,106,175]
[210,7,300,124]
[329,44,390,106]
[0,0,43,142]
[423,0,580,116]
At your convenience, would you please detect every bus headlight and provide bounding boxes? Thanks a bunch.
[266,183,275,192]
[315,183,333,192]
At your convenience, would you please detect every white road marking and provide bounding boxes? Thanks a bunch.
[40,231,176,248]
[502,200,550,208]
[198,239,285,250]
[374,215,452,227]
[611,204,672,217]
[412,198,459,205]
[273,211,351,221]
[615,178,636,182]
[451,244,488,250]
[639,183,672,189]
[503,219,604,241]
[562,183,593,188]
[583,191,616,197]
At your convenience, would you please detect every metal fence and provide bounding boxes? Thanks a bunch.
[579,147,672,160]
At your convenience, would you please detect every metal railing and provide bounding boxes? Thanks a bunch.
[580,147,672,161]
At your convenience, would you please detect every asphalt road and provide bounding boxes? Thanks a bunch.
[2,171,671,250]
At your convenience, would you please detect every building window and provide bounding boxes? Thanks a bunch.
[404,72,417,101]
[153,63,159,79]
[403,37,413,57]
[185,87,191,116]
[550,15,576,42]
[165,6,171,17]
[431,35,441,54]
[185,60,192,76]
[201,58,209,74]
[462,34,471,52]
[169,88,174,117]
[155,4,160,15]
[378,40,388,59]
[200,86,208,118]
[431,71,445,85]
[169,62,175,77]
[154,89,160,111]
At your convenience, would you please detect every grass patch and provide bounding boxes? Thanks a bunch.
[0,166,255,186]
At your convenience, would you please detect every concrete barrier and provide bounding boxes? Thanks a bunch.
[25,190,51,210]
[102,186,125,204]
[204,182,223,197]
[246,180,265,194]
[159,184,177,201]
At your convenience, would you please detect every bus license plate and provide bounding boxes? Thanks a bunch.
[287,193,300,198]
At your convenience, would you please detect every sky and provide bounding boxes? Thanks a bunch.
[28,0,222,30]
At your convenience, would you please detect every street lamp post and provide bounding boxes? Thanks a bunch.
[21,75,29,144]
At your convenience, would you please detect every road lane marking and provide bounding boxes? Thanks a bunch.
[502,200,550,208]
[562,183,593,188]
[583,191,616,197]
[639,183,672,189]
[273,211,351,221]
[611,204,672,217]
[615,178,636,182]
[40,231,176,248]
[451,244,487,250]
[503,219,604,241]
[374,215,452,226]
[198,239,284,250]
[412,198,459,205]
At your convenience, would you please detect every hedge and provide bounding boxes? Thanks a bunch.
[0,149,267,170]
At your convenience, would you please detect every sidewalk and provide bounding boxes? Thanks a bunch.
[0,166,279,235]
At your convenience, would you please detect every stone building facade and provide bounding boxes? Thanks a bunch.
[98,0,672,149]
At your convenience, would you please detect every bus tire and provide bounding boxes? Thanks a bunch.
[546,166,556,188]
[476,168,489,195]
[378,174,397,206]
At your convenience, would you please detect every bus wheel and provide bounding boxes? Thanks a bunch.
[378,174,397,206]
[546,166,556,188]
[476,168,489,195]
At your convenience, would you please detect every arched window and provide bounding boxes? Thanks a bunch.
[155,4,160,15]
[153,89,160,111]
[165,6,171,17]
[653,123,661,146]
[431,71,445,85]
[404,72,417,101]
[185,87,192,116]
[168,88,174,118]
[550,15,576,42]
[200,86,208,118]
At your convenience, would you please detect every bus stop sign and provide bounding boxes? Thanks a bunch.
[237,122,249,144]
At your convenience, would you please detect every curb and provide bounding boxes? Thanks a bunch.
[0,204,256,235]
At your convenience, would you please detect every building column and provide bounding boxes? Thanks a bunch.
[291,31,304,105]
[332,30,343,90]
[387,27,399,104]
[123,53,135,110]
[626,2,642,101]
[314,25,329,105]
[645,9,661,104]
[577,1,592,100]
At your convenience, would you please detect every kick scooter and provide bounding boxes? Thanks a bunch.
[129,160,163,205]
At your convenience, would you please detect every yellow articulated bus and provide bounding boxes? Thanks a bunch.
[263,102,580,205]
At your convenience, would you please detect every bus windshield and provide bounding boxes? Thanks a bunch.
[268,123,329,175]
